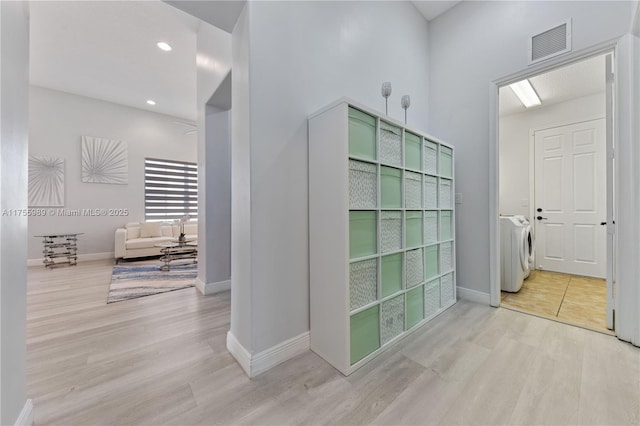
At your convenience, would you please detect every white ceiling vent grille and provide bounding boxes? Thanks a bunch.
[529,19,572,64]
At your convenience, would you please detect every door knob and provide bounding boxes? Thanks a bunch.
[600,222,607,225]
[536,216,548,220]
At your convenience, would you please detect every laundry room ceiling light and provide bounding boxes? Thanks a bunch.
[509,79,541,108]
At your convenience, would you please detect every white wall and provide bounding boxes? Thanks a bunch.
[28,86,197,260]
[199,105,231,289]
[500,92,605,217]
[0,1,29,424]
[428,0,634,295]
[230,3,253,356]
[195,21,232,292]
[231,1,430,356]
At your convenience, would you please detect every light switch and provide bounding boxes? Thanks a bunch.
[455,193,462,204]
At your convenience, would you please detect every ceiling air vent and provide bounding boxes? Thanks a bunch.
[529,19,572,65]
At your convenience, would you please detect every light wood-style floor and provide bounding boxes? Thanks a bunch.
[501,270,609,333]
[27,260,640,425]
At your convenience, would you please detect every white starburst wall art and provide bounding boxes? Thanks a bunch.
[81,136,128,184]
[28,156,65,207]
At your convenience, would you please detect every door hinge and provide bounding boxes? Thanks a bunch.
[607,148,615,159]
[607,71,615,83]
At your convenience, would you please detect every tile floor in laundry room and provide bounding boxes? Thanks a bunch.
[501,269,610,333]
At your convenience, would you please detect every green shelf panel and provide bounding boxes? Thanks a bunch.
[349,211,377,259]
[425,244,439,280]
[381,253,403,298]
[381,166,402,208]
[440,146,453,178]
[405,211,423,249]
[350,305,380,365]
[439,178,453,209]
[424,210,439,244]
[404,132,422,171]
[349,107,376,160]
[406,285,425,330]
[440,210,452,241]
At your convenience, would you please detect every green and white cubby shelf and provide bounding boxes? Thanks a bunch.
[309,98,456,375]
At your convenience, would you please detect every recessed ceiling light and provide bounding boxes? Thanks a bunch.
[157,42,172,52]
[146,100,156,106]
[509,79,541,108]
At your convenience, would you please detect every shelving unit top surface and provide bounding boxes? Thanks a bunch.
[308,97,453,149]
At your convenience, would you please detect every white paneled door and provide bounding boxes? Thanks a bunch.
[534,119,606,278]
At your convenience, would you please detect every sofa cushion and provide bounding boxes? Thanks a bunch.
[128,228,141,239]
[160,225,173,237]
[140,222,162,238]
[184,223,197,235]
[125,236,174,250]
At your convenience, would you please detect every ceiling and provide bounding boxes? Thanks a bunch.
[500,54,606,116]
[29,1,222,122]
[412,1,462,21]
[165,1,246,33]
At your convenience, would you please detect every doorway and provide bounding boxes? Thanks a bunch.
[497,53,613,333]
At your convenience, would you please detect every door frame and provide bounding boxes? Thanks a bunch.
[489,41,623,330]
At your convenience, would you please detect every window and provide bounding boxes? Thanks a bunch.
[144,158,197,222]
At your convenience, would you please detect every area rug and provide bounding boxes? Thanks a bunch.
[107,261,196,303]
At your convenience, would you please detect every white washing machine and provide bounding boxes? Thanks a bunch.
[500,215,533,292]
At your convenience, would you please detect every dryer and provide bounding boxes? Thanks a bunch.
[500,215,531,292]
[517,215,534,279]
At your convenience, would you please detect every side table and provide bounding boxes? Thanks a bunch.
[154,241,198,271]
[35,233,83,268]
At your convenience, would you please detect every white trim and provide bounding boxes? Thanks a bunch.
[14,399,33,426]
[27,251,114,267]
[456,286,491,305]
[250,331,310,377]
[226,331,251,377]
[195,278,231,295]
[226,331,310,378]
[490,41,619,311]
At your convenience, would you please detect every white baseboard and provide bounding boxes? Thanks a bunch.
[457,286,491,305]
[226,331,310,378]
[226,331,252,377]
[27,251,114,267]
[14,399,33,426]
[196,278,231,295]
[251,331,310,377]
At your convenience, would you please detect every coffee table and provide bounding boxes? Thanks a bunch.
[154,241,198,271]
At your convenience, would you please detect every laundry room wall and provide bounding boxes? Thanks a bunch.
[499,91,605,218]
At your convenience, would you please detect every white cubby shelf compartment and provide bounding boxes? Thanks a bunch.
[309,97,456,376]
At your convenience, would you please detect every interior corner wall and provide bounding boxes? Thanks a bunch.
[195,22,231,291]
[200,105,231,286]
[499,92,605,217]
[230,3,252,350]
[0,1,29,424]
[28,86,197,260]
[242,1,430,354]
[427,0,634,295]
